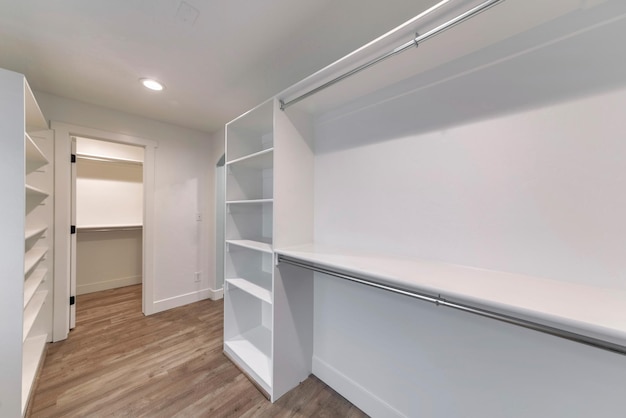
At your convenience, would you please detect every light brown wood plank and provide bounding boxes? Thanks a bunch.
[29,285,367,417]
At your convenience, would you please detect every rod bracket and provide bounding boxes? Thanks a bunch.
[279,100,286,111]
[413,32,420,48]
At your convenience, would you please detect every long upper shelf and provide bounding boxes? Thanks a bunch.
[275,244,626,349]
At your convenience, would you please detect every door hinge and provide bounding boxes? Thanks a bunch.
[70,296,75,306]
[71,225,76,234]
[71,154,76,163]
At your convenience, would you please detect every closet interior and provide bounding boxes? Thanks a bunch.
[223,0,626,416]
[75,137,144,296]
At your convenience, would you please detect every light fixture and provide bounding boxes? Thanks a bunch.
[140,78,165,91]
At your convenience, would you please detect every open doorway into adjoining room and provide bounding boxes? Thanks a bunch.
[71,137,144,325]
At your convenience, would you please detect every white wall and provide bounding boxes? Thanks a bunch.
[311,84,626,417]
[315,86,626,291]
[76,158,143,227]
[77,229,142,295]
[35,91,218,309]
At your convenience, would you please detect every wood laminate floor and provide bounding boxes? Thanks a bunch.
[29,285,367,417]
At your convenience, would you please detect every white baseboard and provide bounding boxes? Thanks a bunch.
[77,276,142,295]
[312,356,406,418]
[210,287,223,300]
[152,288,214,313]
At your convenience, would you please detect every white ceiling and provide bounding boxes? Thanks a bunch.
[0,0,440,133]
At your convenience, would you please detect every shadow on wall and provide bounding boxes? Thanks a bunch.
[314,8,626,154]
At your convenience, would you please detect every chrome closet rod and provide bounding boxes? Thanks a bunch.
[279,0,505,111]
[277,255,626,356]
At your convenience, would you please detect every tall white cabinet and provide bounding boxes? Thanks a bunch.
[1,68,53,417]
[225,1,626,416]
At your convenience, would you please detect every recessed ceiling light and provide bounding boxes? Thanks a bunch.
[140,78,165,91]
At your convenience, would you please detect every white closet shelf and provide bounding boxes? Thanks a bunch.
[24,247,47,277]
[77,225,143,232]
[25,184,49,198]
[227,278,272,305]
[25,133,48,172]
[227,239,273,254]
[25,225,47,241]
[24,82,47,132]
[224,326,272,392]
[22,333,47,414]
[275,244,626,348]
[23,291,47,342]
[226,148,273,169]
[24,268,47,308]
[227,199,274,205]
[76,153,143,166]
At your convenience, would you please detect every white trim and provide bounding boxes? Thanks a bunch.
[152,289,213,313]
[312,356,406,418]
[210,287,224,300]
[77,276,142,295]
[51,121,157,341]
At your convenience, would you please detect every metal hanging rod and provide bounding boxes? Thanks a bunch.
[277,254,626,356]
[279,0,505,111]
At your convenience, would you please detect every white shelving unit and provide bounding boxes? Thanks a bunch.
[223,99,276,398]
[0,68,52,417]
[224,1,626,416]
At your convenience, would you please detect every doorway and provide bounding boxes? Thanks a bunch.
[71,137,145,327]
[52,122,157,342]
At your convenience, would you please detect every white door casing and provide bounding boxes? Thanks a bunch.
[52,122,157,342]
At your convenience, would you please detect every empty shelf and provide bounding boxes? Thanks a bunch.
[25,184,48,198]
[226,148,273,169]
[276,244,626,350]
[24,81,47,132]
[22,334,47,414]
[24,268,47,308]
[227,199,274,204]
[224,325,272,391]
[25,133,48,172]
[227,278,272,305]
[23,291,47,342]
[227,239,273,254]
[24,247,47,277]
[25,225,47,241]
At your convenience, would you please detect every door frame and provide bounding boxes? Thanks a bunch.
[52,122,157,342]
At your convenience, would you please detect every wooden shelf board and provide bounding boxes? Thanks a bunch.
[226,148,273,169]
[22,333,47,414]
[23,291,47,342]
[276,244,626,348]
[24,247,47,277]
[224,325,272,390]
[226,239,273,254]
[227,278,272,305]
[24,268,47,308]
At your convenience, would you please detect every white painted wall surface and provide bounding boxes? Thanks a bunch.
[76,158,143,227]
[311,86,626,416]
[77,229,142,295]
[315,86,626,291]
[36,91,216,310]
